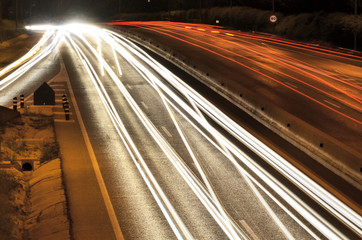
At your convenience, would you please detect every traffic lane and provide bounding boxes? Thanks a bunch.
[74,34,302,239]
[66,30,362,238]
[0,50,60,107]
[61,40,177,239]
[117,23,362,114]
[114,25,362,151]
[63,36,230,239]
[146,21,362,67]
[109,38,330,239]
[95,44,230,239]
[127,24,361,114]
[0,32,43,69]
[117,65,308,240]
[139,46,362,217]
[170,109,320,240]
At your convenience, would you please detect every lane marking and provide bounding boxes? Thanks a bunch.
[243,175,294,239]
[239,220,260,240]
[63,59,124,240]
[211,31,220,33]
[206,166,215,176]
[323,99,341,109]
[52,80,67,83]
[49,84,65,88]
[53,111,73,115]
[197,28,205,31]
[284,82,298,89]
[161,126,172,138]
[26,105,54,108]
[225,33,234,36]
[54,88,66,92]
[141,101,149,110]
[54,119,75,123]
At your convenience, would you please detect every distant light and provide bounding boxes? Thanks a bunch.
[25,25,53,31]
[216,20,220,24]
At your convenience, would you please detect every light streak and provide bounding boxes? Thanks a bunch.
[64,32,193,239]
[5,23,361,239]
[0,29,60,91]
[109,29,360,237]
[65,29,193,240]
[122,23,362,122]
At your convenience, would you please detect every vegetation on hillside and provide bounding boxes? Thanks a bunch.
[112,6,362,50]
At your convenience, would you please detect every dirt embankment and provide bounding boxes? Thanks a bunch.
[0,108,70,239]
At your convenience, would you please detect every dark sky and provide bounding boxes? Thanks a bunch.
[0,0,360,22]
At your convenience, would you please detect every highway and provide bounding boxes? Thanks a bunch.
[105,22,362,164]
[1,24,361,239]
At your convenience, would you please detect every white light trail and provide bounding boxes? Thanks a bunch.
[65,25,249,239]
[64,31,194,240]
[0,30,60,91]
[107,30,361,238]
[4,23,361,240]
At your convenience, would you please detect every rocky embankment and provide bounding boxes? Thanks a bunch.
[0,107,71,239]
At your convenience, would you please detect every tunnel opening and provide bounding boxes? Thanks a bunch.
[22,162,33,171]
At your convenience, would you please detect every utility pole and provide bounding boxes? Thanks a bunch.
[272,0,275,13]
[354,0,358,50]
[199,0,202,22]
[15,0,19,28]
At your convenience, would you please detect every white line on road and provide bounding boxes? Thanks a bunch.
[49,84,65,88]
[141,101,149,109]
[323,99,341,109]
[64,60,124,240]
[284,82,298,89]
[53,111,72,115]
[53,89,66,92]
[239,220,260,240]
[161,126,172,138]
[54,119,75,123]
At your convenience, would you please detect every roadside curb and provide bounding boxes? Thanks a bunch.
[52,53,123,240]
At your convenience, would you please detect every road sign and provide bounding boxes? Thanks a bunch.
[269,15,277,23]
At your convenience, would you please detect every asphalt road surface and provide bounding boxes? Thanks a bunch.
[0,24,361,239]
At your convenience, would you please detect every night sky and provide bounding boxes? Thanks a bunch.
[0,0,360,22]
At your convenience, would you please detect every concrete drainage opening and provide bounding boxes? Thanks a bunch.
[22,162,33,171]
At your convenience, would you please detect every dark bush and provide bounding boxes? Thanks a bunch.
[110,6,362,50]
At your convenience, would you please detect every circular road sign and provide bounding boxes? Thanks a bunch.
[269,15,277,23]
